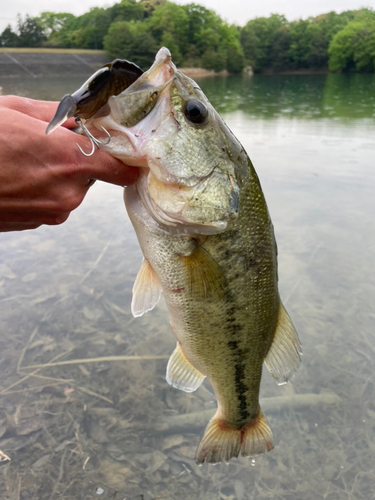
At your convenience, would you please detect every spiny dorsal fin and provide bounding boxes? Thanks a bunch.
[264,302,302,385]
[166,342,206,393]
[180,245,226,299]
[131,258,162,317]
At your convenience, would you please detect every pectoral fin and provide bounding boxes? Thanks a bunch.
[264,302,302,385]
[131,258,162,317]
[166,342,206,393]
[180,245,226,299]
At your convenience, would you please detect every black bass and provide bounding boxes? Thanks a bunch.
[47,47,302,465]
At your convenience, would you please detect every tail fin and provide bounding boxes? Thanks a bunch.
[195,410,273,465]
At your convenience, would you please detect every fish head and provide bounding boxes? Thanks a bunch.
[94,48,242,235]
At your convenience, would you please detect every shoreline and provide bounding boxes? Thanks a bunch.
[262,68,329,75]
[0,49,333,77]
[179,67,229,78]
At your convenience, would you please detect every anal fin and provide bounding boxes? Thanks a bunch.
[264,302,302,385]
[131,258,162,317]
[166,342,205,393]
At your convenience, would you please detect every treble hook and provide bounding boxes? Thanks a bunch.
[75,116,111,157]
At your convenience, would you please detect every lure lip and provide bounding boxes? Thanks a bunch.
[45,94,77,135]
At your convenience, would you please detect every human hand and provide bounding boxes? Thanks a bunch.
[0,96,138,232]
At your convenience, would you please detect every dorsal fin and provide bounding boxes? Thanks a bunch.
[131,258,162,317]
[264,302,302,385]
[166,342,206,393]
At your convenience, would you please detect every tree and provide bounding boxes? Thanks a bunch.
[328,20,375,71]
[108,0,145,23]
[201,49,226,71]
[17,15,46,47]
[288,19,328,69]
[269,26,291,70]
[226,45,245,73]
[103,20,158,68]
[139,0,166,18]
[240,14,287,71]
[287,11,358,70]
[182,4,244,72]
[35,12,75,38]
[147,1,189,57]
[0,25,19,47]
[54,8,111,49]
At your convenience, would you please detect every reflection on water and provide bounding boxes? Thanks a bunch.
[200,73,375,121]
[0,73,375,499]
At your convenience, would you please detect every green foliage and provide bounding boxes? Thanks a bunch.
[17,15,46,47]
[35,12,75,38]
[147,1,189,57]
[181,3,244,72]
[54,8,112,49]
[269,26,291,70]
[201,49,226,72]
[240,8,375,73]
[0,15,46,47]
[0,25,19,47]
[226,45,245,74]
[288,19,328,69]
[328,19,375,72]
[103,20,158,68]
[139,0,166,18]
[108,0,145,22]
[2,3,375,73]
[241,14,287,71]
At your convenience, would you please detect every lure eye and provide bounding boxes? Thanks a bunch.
[184,99,208,124]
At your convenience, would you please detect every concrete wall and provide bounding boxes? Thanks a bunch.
[0,52,111,78]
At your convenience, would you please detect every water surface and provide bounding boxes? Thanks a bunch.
[0,72,375,500]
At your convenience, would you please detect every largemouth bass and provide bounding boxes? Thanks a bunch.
[47,47,302,465]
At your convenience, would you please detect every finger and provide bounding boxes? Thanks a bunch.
[3,99,138,188]
[78,149,139,187]
[0,210,71,226]
[0,96,77,129]
[0,222,41,232]
[0,221,41,233]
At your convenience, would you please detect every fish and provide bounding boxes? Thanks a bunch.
[47,47,302,465]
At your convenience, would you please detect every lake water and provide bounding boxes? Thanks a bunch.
[0,71,375,500]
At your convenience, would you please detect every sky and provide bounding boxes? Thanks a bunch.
[1,0,374,35]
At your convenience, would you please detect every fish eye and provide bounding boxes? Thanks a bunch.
[184,99,208,124]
